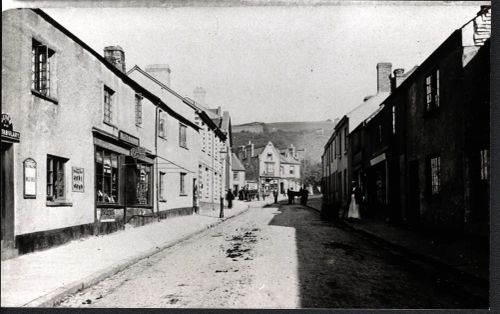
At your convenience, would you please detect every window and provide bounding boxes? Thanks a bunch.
[267,153,273,161]
[290,165,295,175]
[265,163,274,175]
[159,172,166,201]
[179,123,187,148]
[135,164,152,205]
[344,129,348,154]
[392,106,396,134]
[135,94,143,126]
[425,69,440,113]
[233,172,239,181]
[47,155,67,201]
[429,156,441,196]
[180,173,186,195]
[32,39,55,97]
[95,148,119,204]
[378,124,383,143]
[103,86,114,124]
[480,149,489,180]
[159,111,167,138]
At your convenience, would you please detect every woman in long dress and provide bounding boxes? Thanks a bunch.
[347,185,361,220]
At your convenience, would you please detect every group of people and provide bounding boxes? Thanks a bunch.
[286,186,309,205]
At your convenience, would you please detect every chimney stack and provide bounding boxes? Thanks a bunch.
[393,68,405,89]
[194,87,207,107]
[104,46,126,73]
[145,64,171,87]
[376,62,392,93]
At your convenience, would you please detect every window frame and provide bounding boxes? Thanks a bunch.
[480,149,489,181]
[159,171,166,201]
[428,155,441,197]
[158,111,167,139]
[135,94,143,127]
[179,123,188,148]
[46,155,68,202]
[95,147,120,205]
[425,68,440,114]
[180,172,187,196]
[103,86,115,125]
[32,39,55,98]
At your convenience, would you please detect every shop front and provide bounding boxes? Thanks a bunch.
[93,129,155,231]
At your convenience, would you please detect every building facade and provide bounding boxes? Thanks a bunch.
[231,153,246,194]
[1,9,200,257]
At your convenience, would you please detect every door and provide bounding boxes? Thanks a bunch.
[1,142,15,248]
[408,160,420,225]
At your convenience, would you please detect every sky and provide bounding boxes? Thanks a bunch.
[5,1,487,125]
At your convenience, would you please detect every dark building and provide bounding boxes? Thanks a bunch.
[347,6,490,234]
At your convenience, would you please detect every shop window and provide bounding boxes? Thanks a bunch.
[180,173,186,195]
[428,156,441,196]
[95,148,119,204]
[179,123,187,148]
[32,39,55,97]
[47,155,67,201]
[135,94,143,126]
[103,86,114,124]
[425,69,440,113]
[159,172,166,201]
[480,149,489,180]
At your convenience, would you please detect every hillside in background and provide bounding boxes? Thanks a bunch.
[232,120,336,164]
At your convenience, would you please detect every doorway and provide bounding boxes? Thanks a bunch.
[1,142,15,249]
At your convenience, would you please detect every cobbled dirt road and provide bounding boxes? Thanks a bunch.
[57,203,477,308]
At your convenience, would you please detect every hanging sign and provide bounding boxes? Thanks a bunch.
[72,167,84,192]
[23,158,37,198]
[130,146,146,159]
[1,113,20,143]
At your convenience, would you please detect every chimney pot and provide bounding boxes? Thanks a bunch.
[376,62,392,93]
[104,46,126,73]
[145,64,171,87]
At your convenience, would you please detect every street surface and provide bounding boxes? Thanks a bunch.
[58,203,475,308]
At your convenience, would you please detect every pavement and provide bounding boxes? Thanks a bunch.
[1,199,274,307]
[306,196,489,286]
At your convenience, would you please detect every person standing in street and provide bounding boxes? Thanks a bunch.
[347,181,361,220]
[193,183,200,214]
[273,189,278,204]
[226,189,234,209]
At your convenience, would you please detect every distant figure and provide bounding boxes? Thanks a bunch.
[273,189,278,204]
[226,189,234,209]
[300,186,309,206]
[347,182,361,220]
[238,189,243,200]
[287,188,294,205]
[193,184,200,214]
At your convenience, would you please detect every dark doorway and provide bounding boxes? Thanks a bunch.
[408,160,420,225]
[1,142,15,249]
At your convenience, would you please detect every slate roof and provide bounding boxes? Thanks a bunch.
[231,153,245,171]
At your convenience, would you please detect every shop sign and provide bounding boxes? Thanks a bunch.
[72,167,84,192]
[1,113,20,143]
[23,158,36,198]
[119,130,140,147]
[130,146,146,159]
[100,208,116,222]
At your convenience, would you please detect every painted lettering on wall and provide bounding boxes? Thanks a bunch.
[23,158,37,198]
[72,167,84,192]
[100,208,116,222]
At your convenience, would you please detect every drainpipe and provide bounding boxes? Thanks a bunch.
[155,105,160,221]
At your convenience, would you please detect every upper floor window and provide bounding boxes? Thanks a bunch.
[392,106,396,134]
[135,94,143,126]
[429,156,441,196]
[47,155,67,201]
[265,163,274,175]
[103,86,114,124]
[425,69,440,113]
[32,39,55,97]
[480,149,489,180]
[233,172,239,180]
[159,111,167,138]
[290,165,295,175]
[179,123,187,148]
[267,153,273,161]
[378,124,383,143]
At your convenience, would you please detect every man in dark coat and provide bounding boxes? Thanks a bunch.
[300,186,309,205]
[287,188,294,205]
[273,189,278,204]
[226,189,234,209]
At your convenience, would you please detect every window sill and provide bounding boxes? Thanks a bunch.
[159,136,167,140]
[180,145,189,150]
[159,199,167,203]
[96,203,123,208]
[31,90,58,104]
[136,124,143,128]
[103,121,118,129]
[46,201,73,207]
[179,194,188,197]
